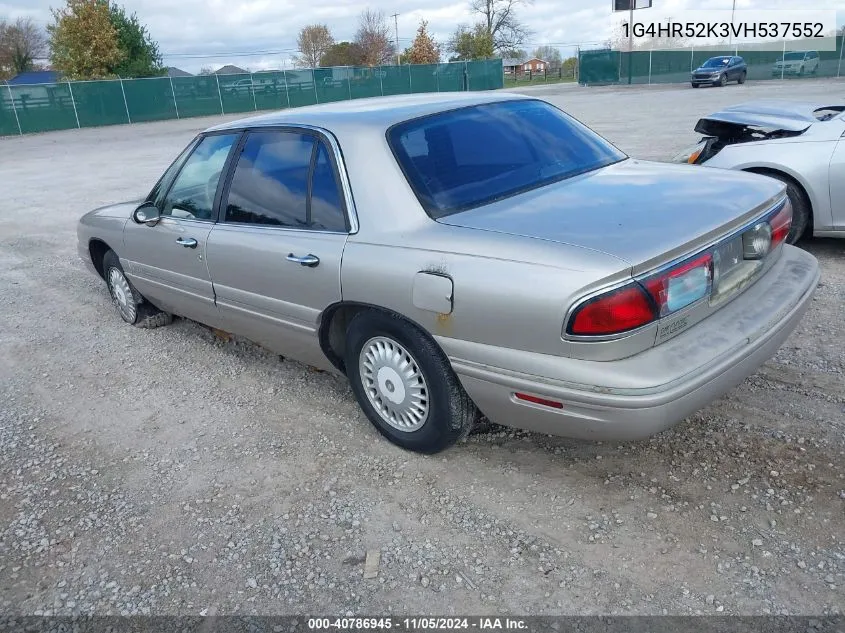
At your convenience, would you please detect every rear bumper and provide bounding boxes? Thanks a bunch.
[443,246,819,441]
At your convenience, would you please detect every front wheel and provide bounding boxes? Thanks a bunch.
[345,311,476,454]
[691,82,699,88]
[103,250,172,328]
[718,74,727,87]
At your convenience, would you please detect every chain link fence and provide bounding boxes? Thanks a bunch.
[579,36,844,86]
[0,60,504,136]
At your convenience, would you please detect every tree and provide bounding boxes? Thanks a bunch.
[469,0,533,53]
[0,17,48,76]
[355,9,395,66]
[561,55,577,78]
[108,3,163,77]
[532,45,562,67]
[406,20,440,65]
[199,65,214,75]
[296,24,334,69]
[447,24,494,61]
[48,0,123,80]
[320,41,365,67]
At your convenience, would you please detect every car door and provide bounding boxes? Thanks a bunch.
[829,132,845,229]
[122,131,240,328]
[205,128,352,370]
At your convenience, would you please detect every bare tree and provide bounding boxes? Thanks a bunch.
[0,17,48,76]
[355,9,394,66]
[295,24,334,69]
[469,0,533,53]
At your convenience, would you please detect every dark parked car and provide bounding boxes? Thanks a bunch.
[691,56,747,88]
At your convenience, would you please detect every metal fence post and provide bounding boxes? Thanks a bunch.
[313,69,319,103]
[119,78,132,123]
[379,67,384,96]
[250,74,258,111]
[346,67,352,100]
[215,74,225,114]
[282,71,291,109]
[66,81,81,128]
[690,45,694,72]
[436,65,440,92]
[781,40,785,80]
[169,76,179,118]
[408,65,412,93]
[6,84,22,135]
[648,48,652,85]
[838,35,844,78]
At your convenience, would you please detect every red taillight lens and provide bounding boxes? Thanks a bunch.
[769,199,793,249]
[569,284,657,336]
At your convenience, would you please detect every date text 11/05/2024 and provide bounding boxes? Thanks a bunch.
[307,618,528,630]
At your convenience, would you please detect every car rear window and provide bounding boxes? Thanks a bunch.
[387,99,626,218]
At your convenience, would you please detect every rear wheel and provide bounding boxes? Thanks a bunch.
[344,310,476,454]
[737,71,747,84]
[102,250,173,328]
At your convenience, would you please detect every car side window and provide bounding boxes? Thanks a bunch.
[224,130,347,231]
[310,142,348,232]
[159,133,239,221]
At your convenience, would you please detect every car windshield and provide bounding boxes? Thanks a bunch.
[702,57,731,68]
[387,99,626,218]
[783,52,806,60]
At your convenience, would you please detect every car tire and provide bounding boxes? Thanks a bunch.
[798,66,804,77]
[691,82,699,88]
[737,71,747,84]
[344,310,476,454]
[102,250,173,328]
[718,74,727,87]
[749,172,811,244]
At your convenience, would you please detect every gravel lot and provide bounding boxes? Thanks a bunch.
[1,78,844,617]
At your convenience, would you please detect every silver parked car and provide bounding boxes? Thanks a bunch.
[77,93,820,454]
[673,100,845,243]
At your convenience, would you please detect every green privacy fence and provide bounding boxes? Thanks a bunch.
[0,59,504,137]
[579,36,844,86]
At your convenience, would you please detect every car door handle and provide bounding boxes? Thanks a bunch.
[286,253,320,267]
[176,237,198,248]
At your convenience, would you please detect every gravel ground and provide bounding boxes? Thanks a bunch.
[1,78,844,616]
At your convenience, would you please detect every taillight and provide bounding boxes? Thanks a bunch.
[568,284,656,336]
[642,253,712,317]
[769,198,793,250]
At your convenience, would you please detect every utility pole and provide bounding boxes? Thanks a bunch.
[392,13,401,65]
[627,0,634,84]
[728,0,737,48]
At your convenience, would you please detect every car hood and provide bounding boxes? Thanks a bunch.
[436,159,785,275]
[82,199,144,221]
[693,99,831,134]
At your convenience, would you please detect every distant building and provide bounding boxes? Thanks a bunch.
[8,70,59,85]
[501,58,523,75]
[214,65,249,75]
[521,58,548,74]
[166,67,193,77]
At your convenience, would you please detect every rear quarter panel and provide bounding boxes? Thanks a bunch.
[702,136,838,232]
[341,222,630,359]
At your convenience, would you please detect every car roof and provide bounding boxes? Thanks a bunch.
[203,91,532,134]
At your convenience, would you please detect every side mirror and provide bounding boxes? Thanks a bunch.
[133,203,161,226]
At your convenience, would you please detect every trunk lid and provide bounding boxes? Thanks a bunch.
[436,159,785,275]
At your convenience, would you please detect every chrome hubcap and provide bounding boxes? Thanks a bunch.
[359,336,429,432]
[107,267,136,322]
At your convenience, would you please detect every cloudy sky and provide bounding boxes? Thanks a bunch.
[2,0,843,73]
